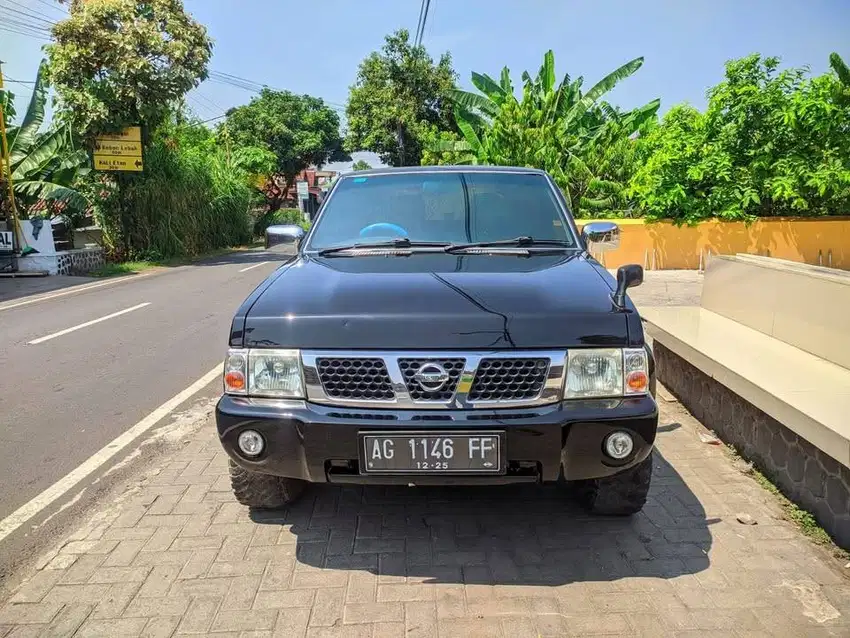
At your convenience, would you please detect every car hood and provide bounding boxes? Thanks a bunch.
[238,252,633,349]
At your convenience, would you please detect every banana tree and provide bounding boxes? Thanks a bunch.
[3,60,90,218]
[434,51,660,217]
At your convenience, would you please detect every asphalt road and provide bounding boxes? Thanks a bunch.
[0,249,286,533]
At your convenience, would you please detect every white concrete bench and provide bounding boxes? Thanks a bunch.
[642,254,850,548]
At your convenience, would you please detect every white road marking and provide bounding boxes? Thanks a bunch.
[0,272,156,312]
[0,363,222,544]
[28,303,152,345]
[239,261,269,272]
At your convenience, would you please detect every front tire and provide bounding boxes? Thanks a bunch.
[573,452,653,516]
[229,460,306,509]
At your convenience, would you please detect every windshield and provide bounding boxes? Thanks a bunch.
[306,171,576,250]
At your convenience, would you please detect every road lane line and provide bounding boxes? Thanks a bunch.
[27,302,152,345]
[0,272,157,312]
[239,261,269,273]
[0,363,222,544]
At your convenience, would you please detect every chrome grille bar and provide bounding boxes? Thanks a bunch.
[301,350,567,410]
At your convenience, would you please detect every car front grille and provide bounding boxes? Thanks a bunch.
[316,357,395,401]
[302,351,566,409]
[467,358,550,401]
[398,358,466,401]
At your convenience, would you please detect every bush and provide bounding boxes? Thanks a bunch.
[90,120,256,259]
[253,208,309,237]
[629,55,850,223]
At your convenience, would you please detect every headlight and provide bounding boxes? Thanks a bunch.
[224,348,304,398]
[565,348,649,399]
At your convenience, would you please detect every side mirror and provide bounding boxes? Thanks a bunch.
[265,224,305,250]
[581,221,620,254]
[613,264,643,308]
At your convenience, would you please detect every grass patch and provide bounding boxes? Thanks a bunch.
[725,444,849,561]
[89,244,262,278]
[89,261,161,277]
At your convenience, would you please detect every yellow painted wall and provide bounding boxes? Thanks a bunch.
[575,218,850,271]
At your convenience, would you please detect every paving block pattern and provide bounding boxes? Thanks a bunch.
[1,395,848,637]
[655,341,850,550]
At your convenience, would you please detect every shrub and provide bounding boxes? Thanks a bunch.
[91,120,256,259]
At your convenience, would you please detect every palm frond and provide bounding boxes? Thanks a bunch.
[9,59,49,163]
[446,89,499,118]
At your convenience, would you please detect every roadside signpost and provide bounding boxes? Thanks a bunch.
[93,126,144,172]
[296,180,309,216]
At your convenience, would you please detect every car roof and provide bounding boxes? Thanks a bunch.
[340,165,550,178]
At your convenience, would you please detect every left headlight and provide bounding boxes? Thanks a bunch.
[565,347,649,399]
[224,348,304,398]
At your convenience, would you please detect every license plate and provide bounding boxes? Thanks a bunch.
[360,431,503,474]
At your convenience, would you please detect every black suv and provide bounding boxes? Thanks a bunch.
[217,167,657,515]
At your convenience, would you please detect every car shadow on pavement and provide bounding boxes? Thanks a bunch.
[251,449,717,587]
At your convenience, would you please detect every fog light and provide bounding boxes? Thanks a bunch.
[604,431,634,459]
[238,430,265,457]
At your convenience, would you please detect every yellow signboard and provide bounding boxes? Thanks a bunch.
[94,140,143,156]
[97,126,142,142]
[93,155,144,172]
[93,126,143,171]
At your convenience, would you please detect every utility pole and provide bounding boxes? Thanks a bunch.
[0,60,22,265]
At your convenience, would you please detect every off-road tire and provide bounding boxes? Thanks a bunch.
[229,460,306,509]
[573,452,653,516]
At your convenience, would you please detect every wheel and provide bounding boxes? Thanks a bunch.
[572,452,653,516]
[228,460,306,509]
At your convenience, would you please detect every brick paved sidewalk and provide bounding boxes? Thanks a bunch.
[1,394,848,637]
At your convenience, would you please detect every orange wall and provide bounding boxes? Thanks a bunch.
[575,218,850,271]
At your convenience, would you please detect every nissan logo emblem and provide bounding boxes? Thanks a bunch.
[413,363,450,391]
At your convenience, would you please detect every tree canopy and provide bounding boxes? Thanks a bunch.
[425,50,659,217]
[1,60,89,221]
[47,0,212,137]
[351,159,372,171]
[345,29,458,166]
[629,54,850,223]
[222,89,346,181]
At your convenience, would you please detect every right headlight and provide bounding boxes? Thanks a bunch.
[565,348,648,399]
[224,348,304,398]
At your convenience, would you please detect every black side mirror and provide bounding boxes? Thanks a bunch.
[613,264,643,308]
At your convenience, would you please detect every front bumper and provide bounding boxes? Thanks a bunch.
[216,394,658,485]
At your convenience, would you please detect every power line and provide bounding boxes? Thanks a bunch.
[192,88,226,113]
[0,24,49,40]
[206,70,346,112]
[32,0,67,15]
[0,0,58,26]
[415,0,431,47]
[413,0,426,46]
[0,14,52,35]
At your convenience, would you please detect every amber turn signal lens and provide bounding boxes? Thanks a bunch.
[626,370,647,392]
[225,370,245,391]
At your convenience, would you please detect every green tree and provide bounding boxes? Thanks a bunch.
[88,114,255,259]
[351,159,372,171]
[429,50,659,216]
[629,54,850,223]
[47,0,212,136]
[345,29,458,166]
[223,89,346,210]
[1,61,89,220]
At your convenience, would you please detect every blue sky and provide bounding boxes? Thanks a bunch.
[3,0,850,169]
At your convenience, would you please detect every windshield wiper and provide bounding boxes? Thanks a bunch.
[317,238,449,256]
[444,236,573,253]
